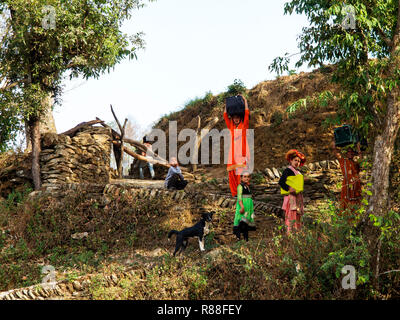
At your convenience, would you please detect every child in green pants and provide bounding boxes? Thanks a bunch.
[233,171,256,241]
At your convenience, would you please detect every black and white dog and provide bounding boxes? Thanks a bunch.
[168,212,214,256]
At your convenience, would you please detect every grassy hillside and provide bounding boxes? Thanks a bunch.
[1,184,399,299]
[1,66,400,300]
[154,67,339,173]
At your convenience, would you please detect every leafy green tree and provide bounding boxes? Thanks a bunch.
[0,90,22,152]
[0,0,154,189]
[270,0,400,220]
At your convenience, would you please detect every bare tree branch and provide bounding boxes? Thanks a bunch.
[110,104,124,134]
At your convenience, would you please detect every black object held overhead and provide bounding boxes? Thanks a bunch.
[226,95,245,118]
[334,124,368,150]
[334,125,357,148]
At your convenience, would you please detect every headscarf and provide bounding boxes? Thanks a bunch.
[285,149,306,167]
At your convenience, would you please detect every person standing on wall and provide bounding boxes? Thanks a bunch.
[139,136,155,180]
[223,94,251,197]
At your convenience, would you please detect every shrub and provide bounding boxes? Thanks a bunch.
[270,111,283,127]
[227,79,247,96]
[217,79,248,104]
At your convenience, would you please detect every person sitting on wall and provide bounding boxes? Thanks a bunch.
[165,157,188,190]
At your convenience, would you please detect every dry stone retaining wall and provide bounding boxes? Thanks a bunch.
[0,268,145,300]
[40,126,112,187]
[261,159,340,180]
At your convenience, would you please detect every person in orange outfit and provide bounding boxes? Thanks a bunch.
[224,94,250,197]
[331,141,362,211]
[279,149,306,234]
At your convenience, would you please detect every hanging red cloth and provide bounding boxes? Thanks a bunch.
[339,158,362,209]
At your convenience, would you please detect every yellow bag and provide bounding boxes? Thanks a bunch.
[280,174,304,195]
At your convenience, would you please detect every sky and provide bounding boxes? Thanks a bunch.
[54,0,311,135]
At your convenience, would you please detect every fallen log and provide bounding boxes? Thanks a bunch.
[97,117,169,164]
[112,141,169,168]
[61,120,104,137]
[112,141,190,173]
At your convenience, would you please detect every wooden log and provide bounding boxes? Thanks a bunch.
[191,116,201,172]
[97,117,169,165]
[112,141,169,168]
[110,104,124,134]
[112,141,190,173]
[61,120,104,137]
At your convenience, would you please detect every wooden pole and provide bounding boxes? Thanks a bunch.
[110,105,128,178]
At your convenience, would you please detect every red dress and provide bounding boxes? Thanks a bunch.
[224,110,250,197]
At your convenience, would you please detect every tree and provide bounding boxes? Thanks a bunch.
[0,0,154,189]
[270,0,400,220]
[0,90,22,152]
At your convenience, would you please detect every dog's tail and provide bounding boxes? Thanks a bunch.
[168,230,178,240]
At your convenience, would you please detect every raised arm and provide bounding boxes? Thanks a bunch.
[356,142,362,158]
[237,184,245,214]
[224,107,231,128]
[239,94,249,111]
[331,140,342,160]
[238,94,249,128]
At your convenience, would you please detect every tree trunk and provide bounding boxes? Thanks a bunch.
[117,119,128,178]
[113,143,122,174]
[26,93,56,190]
[28,116,42,190]
[25,93,57,151]
[367,14,400,218]
[368,94,400,217]
[366,14,400,287]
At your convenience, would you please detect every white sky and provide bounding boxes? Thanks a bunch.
[54,0,310,135]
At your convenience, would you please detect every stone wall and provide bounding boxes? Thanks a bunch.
[0,152,32,198]
[40,126,112,187]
